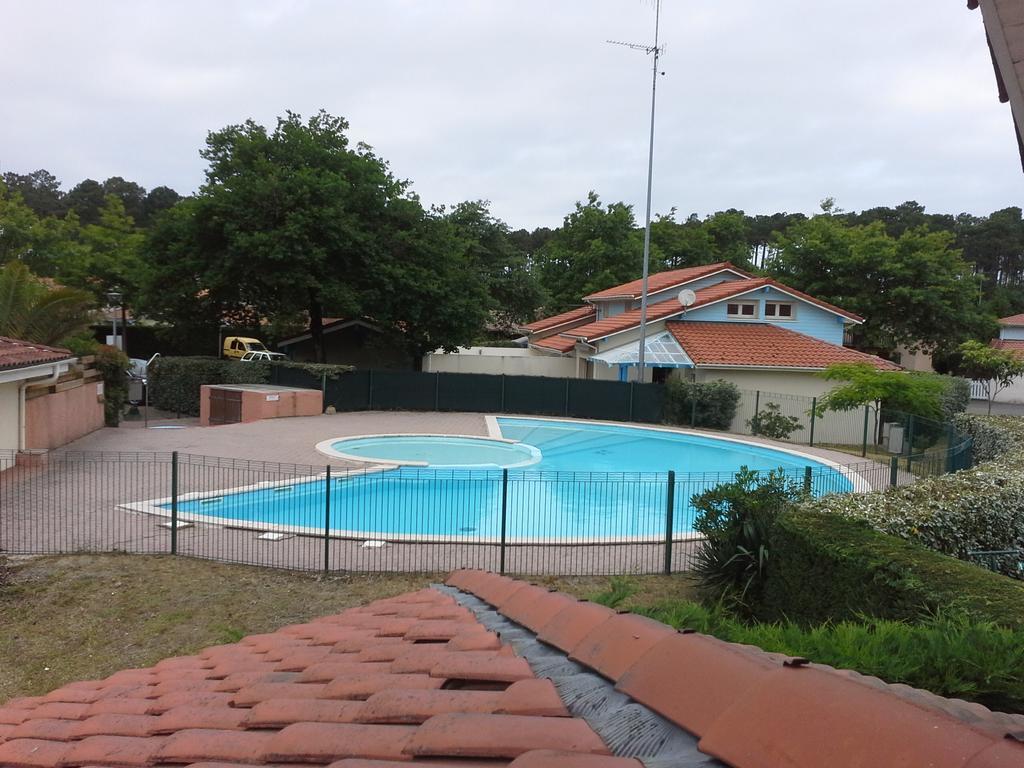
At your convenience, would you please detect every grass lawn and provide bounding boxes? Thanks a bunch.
[0,554,698,705]
[0,554,436,703]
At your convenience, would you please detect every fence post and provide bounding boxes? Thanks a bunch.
[690,398,697,428]
[664,470,675,574]
[500,374,506,412]
[170,451,179,555]
[323,466,331,573]
[803,466,812,494]
[563,379,570,417]
[628,382,635,422]
[906,415,915,466]
[499,469,508,575]
[809,397,817,447]
[889,456,899,487]
[861,406,869,458]
[367,369,375,410]
[434,372,441,411]
[320,373,327,413]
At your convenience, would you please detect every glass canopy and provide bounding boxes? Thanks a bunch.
[590,331,693,368]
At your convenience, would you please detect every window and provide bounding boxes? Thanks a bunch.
[726,301,757,318]
[764,302,795,319]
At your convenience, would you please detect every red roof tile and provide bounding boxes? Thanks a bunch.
[666,321,901,371]
[522,306,597,333]
[3,574,1022,768]
[992,339,1024,359]
[0,337,72,372]
[999,313,1024,326]
[530,334,578,354]
[583,262,752,301]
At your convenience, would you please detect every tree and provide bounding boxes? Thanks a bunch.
[101,176,148,225]
[954,341,1024,415]
[63,179,107,226]
[770,214,992,357]
[444,200,544,330]
[141,186,182,225]
[536,192,646,311]
[1,169,63,217]
[62,195,146,304]
[0,261,95,345]
[140,111,489,362]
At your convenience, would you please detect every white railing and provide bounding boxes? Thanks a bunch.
[970,380,989,401]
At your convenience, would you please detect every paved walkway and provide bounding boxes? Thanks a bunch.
[2,411,895,575]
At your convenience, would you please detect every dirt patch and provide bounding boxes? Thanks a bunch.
[0,553,435,703]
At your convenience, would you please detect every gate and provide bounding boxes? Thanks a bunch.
[208,388,242,425]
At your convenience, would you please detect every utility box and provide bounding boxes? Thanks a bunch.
[887,424,905,454]
[199,384,322,427]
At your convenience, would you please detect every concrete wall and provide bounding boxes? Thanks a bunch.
[199,385,323,426]
[24,378,105,450]
[424,348,580,378]
[0,383,19,470]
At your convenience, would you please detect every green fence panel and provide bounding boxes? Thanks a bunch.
[631,384,665,423]
[272,365,320,390]
[503,376,569,416]
[567,379,631,421]
[371,370,437,410]
[437,373,504,413]
[326,370,371,411]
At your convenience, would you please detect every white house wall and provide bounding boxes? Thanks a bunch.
[424,348,579,378]
[0,382,19,470]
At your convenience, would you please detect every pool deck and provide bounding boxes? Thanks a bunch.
[2,411,897,575]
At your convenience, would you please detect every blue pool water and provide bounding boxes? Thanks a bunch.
[326,434,541,468]
[162,418,853,541]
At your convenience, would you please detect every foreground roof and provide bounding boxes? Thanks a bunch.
[992,338,1024,358]
[0,337,71,372]
[1,572,1020,768]
[969,0,1024,170]
[666,321,900,371]
[582,262,752,302]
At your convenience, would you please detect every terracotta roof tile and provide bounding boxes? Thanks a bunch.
[0,336,71,372]
[529,334,578,354]
[7,573,1022,768]
[998,313,1024,326]
[992,339,1024,359]
[582,262,751,301]
[666,321,901,371]
[522,306,597,333]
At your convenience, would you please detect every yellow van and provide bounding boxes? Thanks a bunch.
[222,337,284,360]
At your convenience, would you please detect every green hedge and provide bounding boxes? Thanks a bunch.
[664,379,740,430]
[800,414,1024,577]
[762,509,1024,629]
[148,357,352,416]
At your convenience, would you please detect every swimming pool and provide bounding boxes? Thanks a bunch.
[140,417,858,542]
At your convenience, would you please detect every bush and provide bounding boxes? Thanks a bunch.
[747,402,803,439]
[801,414,1024,577]
[691,467,807,607]
[664,378,740,430]
[761,508,1024,629]
[93,345,131,426]
[938,375,971,419]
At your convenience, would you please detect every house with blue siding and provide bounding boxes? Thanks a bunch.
[520,262,898,400]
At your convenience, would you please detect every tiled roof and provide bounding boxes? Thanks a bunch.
[1,575,1021,768]
[582,262,751,301]
[992,339,1024,359]
[563,278,863,345]
[666,321,901,370]
[998,313,1024,327]
[521,307,596,334]
[0,337,72,372]
[530,335,578,354]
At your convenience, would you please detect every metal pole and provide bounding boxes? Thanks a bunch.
[753,390,760,434]
[635,0,662,382]
[170,451,178,555]
[889,456,899,487]
[499,469,509,575]
[861,406,869,458]
[809,397,817,447]
[803,466,812,494]
[664,470,675,574]
[324,466,331,573]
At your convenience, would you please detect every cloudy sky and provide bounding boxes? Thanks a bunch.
[1,0,1020,228]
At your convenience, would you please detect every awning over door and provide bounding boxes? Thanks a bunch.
[590,331,693,368]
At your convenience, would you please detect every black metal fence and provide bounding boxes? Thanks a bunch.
[0,440,963,576]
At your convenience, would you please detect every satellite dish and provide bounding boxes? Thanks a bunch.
[678,289,697,308]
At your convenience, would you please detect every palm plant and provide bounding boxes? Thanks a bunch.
[0,261,96,346]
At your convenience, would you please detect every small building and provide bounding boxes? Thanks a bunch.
[972,314,1024,403]
[277,318,413,369]
[0,338,105,470]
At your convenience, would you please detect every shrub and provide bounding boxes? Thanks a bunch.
[664,378,740,430]
[747,402,803,439]
[93,345,131,426]
[691,467,807,607]
[938,375,971,419]
[761,508,1024,629]
[801,414,1024,577]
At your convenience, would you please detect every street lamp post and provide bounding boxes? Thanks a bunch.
[106,290,123,350]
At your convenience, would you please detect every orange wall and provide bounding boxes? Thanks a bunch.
[25,380,105,450]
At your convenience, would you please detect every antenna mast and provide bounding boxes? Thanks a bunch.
[608,0,663,382]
